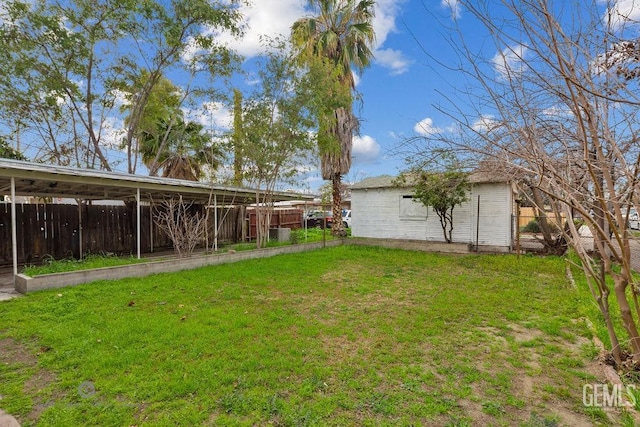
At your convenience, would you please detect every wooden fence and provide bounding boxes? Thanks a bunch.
[0,203,259,266]
[0,203,305,266]
[246,208,304,240]
[518,206,566,230]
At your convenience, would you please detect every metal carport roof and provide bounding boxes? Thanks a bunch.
[0,159,312,205]
[0,159,313,282]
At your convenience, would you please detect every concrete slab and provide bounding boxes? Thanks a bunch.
[0,409,20,427]
[0,269,13,288]
[0,289,21,301]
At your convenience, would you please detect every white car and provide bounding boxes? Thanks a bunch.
[342,210,352,228]
[629,209,639,230]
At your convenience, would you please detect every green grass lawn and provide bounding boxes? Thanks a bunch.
[0,245,633,426]
[22,253,149,276]
[21,228,337,277]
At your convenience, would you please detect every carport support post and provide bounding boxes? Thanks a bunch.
[78,202,83,260]
[515,199,521,257]
[136,188,141,259]
[214,194,218,252]
[10,177,17,278]
[149,200,154,253]
[475,195,480,252]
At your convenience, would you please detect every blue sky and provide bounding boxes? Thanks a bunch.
[204,0,559,190]
[206,0,477,190]
[7,0,638,192]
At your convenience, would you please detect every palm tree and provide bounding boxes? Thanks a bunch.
[292,0,375,235]
[140,118,223,181]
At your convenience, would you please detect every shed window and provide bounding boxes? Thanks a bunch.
[399,195,427,219]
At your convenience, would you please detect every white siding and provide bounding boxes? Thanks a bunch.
[469,183,513,247]
[352,182,513,250]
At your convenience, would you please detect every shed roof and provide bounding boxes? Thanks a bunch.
[351,171,511,190]
[0,159,312,204]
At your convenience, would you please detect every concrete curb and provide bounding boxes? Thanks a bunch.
[348,237,506,254]
[15,240,343,294]
[13,238,510,294]
[349,238,469,253]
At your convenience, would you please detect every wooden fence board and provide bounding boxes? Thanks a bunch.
[0,203,248,266]
[247,208,303,240]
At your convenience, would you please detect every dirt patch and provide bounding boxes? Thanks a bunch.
[476,326,508,345]
[508,323,543,343]
[0,338,37,366]
[465,323,639,426]
[0,337,60,425]
[457,398,498,426]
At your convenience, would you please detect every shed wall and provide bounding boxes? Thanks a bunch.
[351,182,513,249]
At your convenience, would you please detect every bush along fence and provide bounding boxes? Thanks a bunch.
[0,202,303,266]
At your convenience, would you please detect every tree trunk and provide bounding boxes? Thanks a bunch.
[447,207,454,243]
[530,186,559,252]
[614,276,640,362]
[331,173,346,236]
[597,281,622,366]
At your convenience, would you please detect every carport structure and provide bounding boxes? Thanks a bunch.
[0,159,312,279]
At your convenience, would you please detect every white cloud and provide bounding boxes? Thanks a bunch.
[101,116,126,150]
[372,0,401,47]
[215,0,307,58]
[375,48,411,75]
[603,0,640,30]
[207,0,410,76]
[441,0,462,19]
[471,114,499,132]
[372,0,411,75]
[108,89,130,109]
[184,102,233,130]
[492,44,528,80]
[352,135,381,164]
[414,117,442,136]
[181,37,203,64]
[542,105,573,118]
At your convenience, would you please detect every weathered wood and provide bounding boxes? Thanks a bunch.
[0,203,247,265]
[247,208,303,240]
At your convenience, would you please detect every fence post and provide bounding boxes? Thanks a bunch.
[214,194,218,252]
[78,202,83,260]
[10,177,17,277]
[475,194,480,252]
[135,188,141,259]
[516,199,521,256]
[149,204,154,253]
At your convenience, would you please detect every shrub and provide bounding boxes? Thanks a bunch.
[521,218,561,234]
[522,219,541,233]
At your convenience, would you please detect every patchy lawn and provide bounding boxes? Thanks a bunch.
[21,228,335,277]
[0,245,635,426]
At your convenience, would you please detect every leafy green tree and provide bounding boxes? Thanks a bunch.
[236,39,316,248]
[399,164,470,244]
[139,117,223,181]
[232,89,244,187]
[0,137,26,160]
[292,0,375,236]
[0,0,241,172]
[122,72,183,176]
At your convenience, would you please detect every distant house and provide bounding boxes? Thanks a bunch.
[350,172,517,252]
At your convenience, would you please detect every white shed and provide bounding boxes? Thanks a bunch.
[351,173,517,252]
